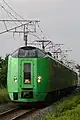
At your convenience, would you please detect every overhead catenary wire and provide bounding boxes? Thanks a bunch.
[0,4,18,27]
[0,0,25,47]
[2,0,24,20]
[0,2,69,58]
[0,1,23,25]
[30,33,42,41]
[0,1,42,46]
[0,1,48,43]
[0,2,19,26]
[37,23,47,40]
[0,1,48,49]
[0,3,19,21]
[3,20,7,30]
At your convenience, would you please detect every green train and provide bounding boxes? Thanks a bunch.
[7,46,78,103]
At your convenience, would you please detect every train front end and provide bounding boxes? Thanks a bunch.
[7,46,48,103]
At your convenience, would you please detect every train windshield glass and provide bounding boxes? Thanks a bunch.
[19,49,37,58]
[11,49,18,57]
[11,47,46,58]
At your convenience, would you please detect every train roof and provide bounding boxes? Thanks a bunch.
[10,46,77,74]
[44,54,77,74]
[19,46,38,50]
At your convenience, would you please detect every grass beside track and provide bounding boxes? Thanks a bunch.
[44,89,80,120]
[0,88,10,104]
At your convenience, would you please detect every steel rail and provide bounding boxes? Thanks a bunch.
[12,108,36,120]
[0,106,20,117]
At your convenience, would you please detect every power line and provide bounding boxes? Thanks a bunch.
[0,4,18,26]
[2,0,24,20]
[0,2,23,25]
[30,33,42,41]
[0,3,18,20]
[0,1,49,43]
[37,23,47,40]
[0,2,20,26]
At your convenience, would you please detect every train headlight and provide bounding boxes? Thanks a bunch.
[38,76,42,83]
[38,79,41,83]
[14,76,17,83]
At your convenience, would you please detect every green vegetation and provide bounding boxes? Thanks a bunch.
[0,88,10,104]
[0,56,8,87]
[44,90,80,120]
[0,56,9,103]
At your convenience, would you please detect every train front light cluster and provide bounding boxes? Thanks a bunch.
[14,76,17,83]
[38,76,42,83]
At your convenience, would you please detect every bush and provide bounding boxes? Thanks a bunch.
[44,90,80,120]
[0,88,10,104]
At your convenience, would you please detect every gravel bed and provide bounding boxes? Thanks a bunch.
[0,102,19,113]
[23,105,53,120]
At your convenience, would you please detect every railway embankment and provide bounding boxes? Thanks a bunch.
[0,88,10,104]
[18,88,80,120]
[42,88,80,120]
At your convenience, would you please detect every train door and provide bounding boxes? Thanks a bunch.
[21,60,34,89]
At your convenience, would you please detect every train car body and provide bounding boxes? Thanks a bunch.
[7,46,78,103]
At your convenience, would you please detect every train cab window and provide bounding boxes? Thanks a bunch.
[19,49,37,58]
[18,48,45,58]
[20,49,26,57]
[11,46,46,58]
[19,49,28,57]
[24,63,31,84]
[37,49,45,57]
[11,49,18,57]
[28,49,37,57]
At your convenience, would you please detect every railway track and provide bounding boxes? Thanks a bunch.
[0,86,80,120]
[0,106,20,120]
[0,106,37,120]
[0,102,19,113]
[12,108,36,120]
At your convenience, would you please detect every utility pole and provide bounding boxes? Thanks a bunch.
[24,24,28,46]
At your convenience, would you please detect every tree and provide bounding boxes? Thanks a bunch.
[0,55,8,87]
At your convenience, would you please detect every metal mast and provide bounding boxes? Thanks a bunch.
[24,24,28,46]
[35,40,51,51]
[0,20,40,46]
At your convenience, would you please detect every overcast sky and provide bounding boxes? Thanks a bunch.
[0,0,80,64]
